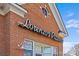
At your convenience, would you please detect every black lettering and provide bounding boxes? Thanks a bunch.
[44,32,48,36]
[29,24,34,30]
[18,20,62,42]
[38,29,42,34]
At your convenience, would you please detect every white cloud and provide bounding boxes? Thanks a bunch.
[67,19,79,24]
[66,19,79,34]
[66,12,74,17]
[66,19,79,29]
[77,30,79,33]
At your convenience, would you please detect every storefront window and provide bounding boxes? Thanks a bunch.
[34,42,42,56]
[21,40,58,56]
[43,47,58,56]
[43,47,52,56]
[24,50,33,56]
[22,40,33,56]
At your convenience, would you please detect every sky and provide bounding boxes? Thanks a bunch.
[56,3,79,54]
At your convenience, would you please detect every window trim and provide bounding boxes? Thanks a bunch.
[41,7,49,17]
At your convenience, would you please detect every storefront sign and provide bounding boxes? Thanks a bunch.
[17,20,63,42]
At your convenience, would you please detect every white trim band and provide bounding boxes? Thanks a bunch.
[48,3,68,37]
[0,3,27,17]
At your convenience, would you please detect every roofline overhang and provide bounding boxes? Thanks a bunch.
[48,3,68,37]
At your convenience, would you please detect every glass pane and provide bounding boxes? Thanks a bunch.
[43,47,58,56]
[24,50,33,56]
[35,46,42,54]
[22,40,33,50]
[22,40,33,56]
[43,47,52,54]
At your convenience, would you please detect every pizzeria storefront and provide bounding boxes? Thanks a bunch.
[21,39,58,56]
[0,3,68,56]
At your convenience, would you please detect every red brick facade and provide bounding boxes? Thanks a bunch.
[0,3,64,56]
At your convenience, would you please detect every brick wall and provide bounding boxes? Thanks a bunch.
[0,3,63,56]
[0,15,5,55]
[9,3,63,56]
[0,13,10,55]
